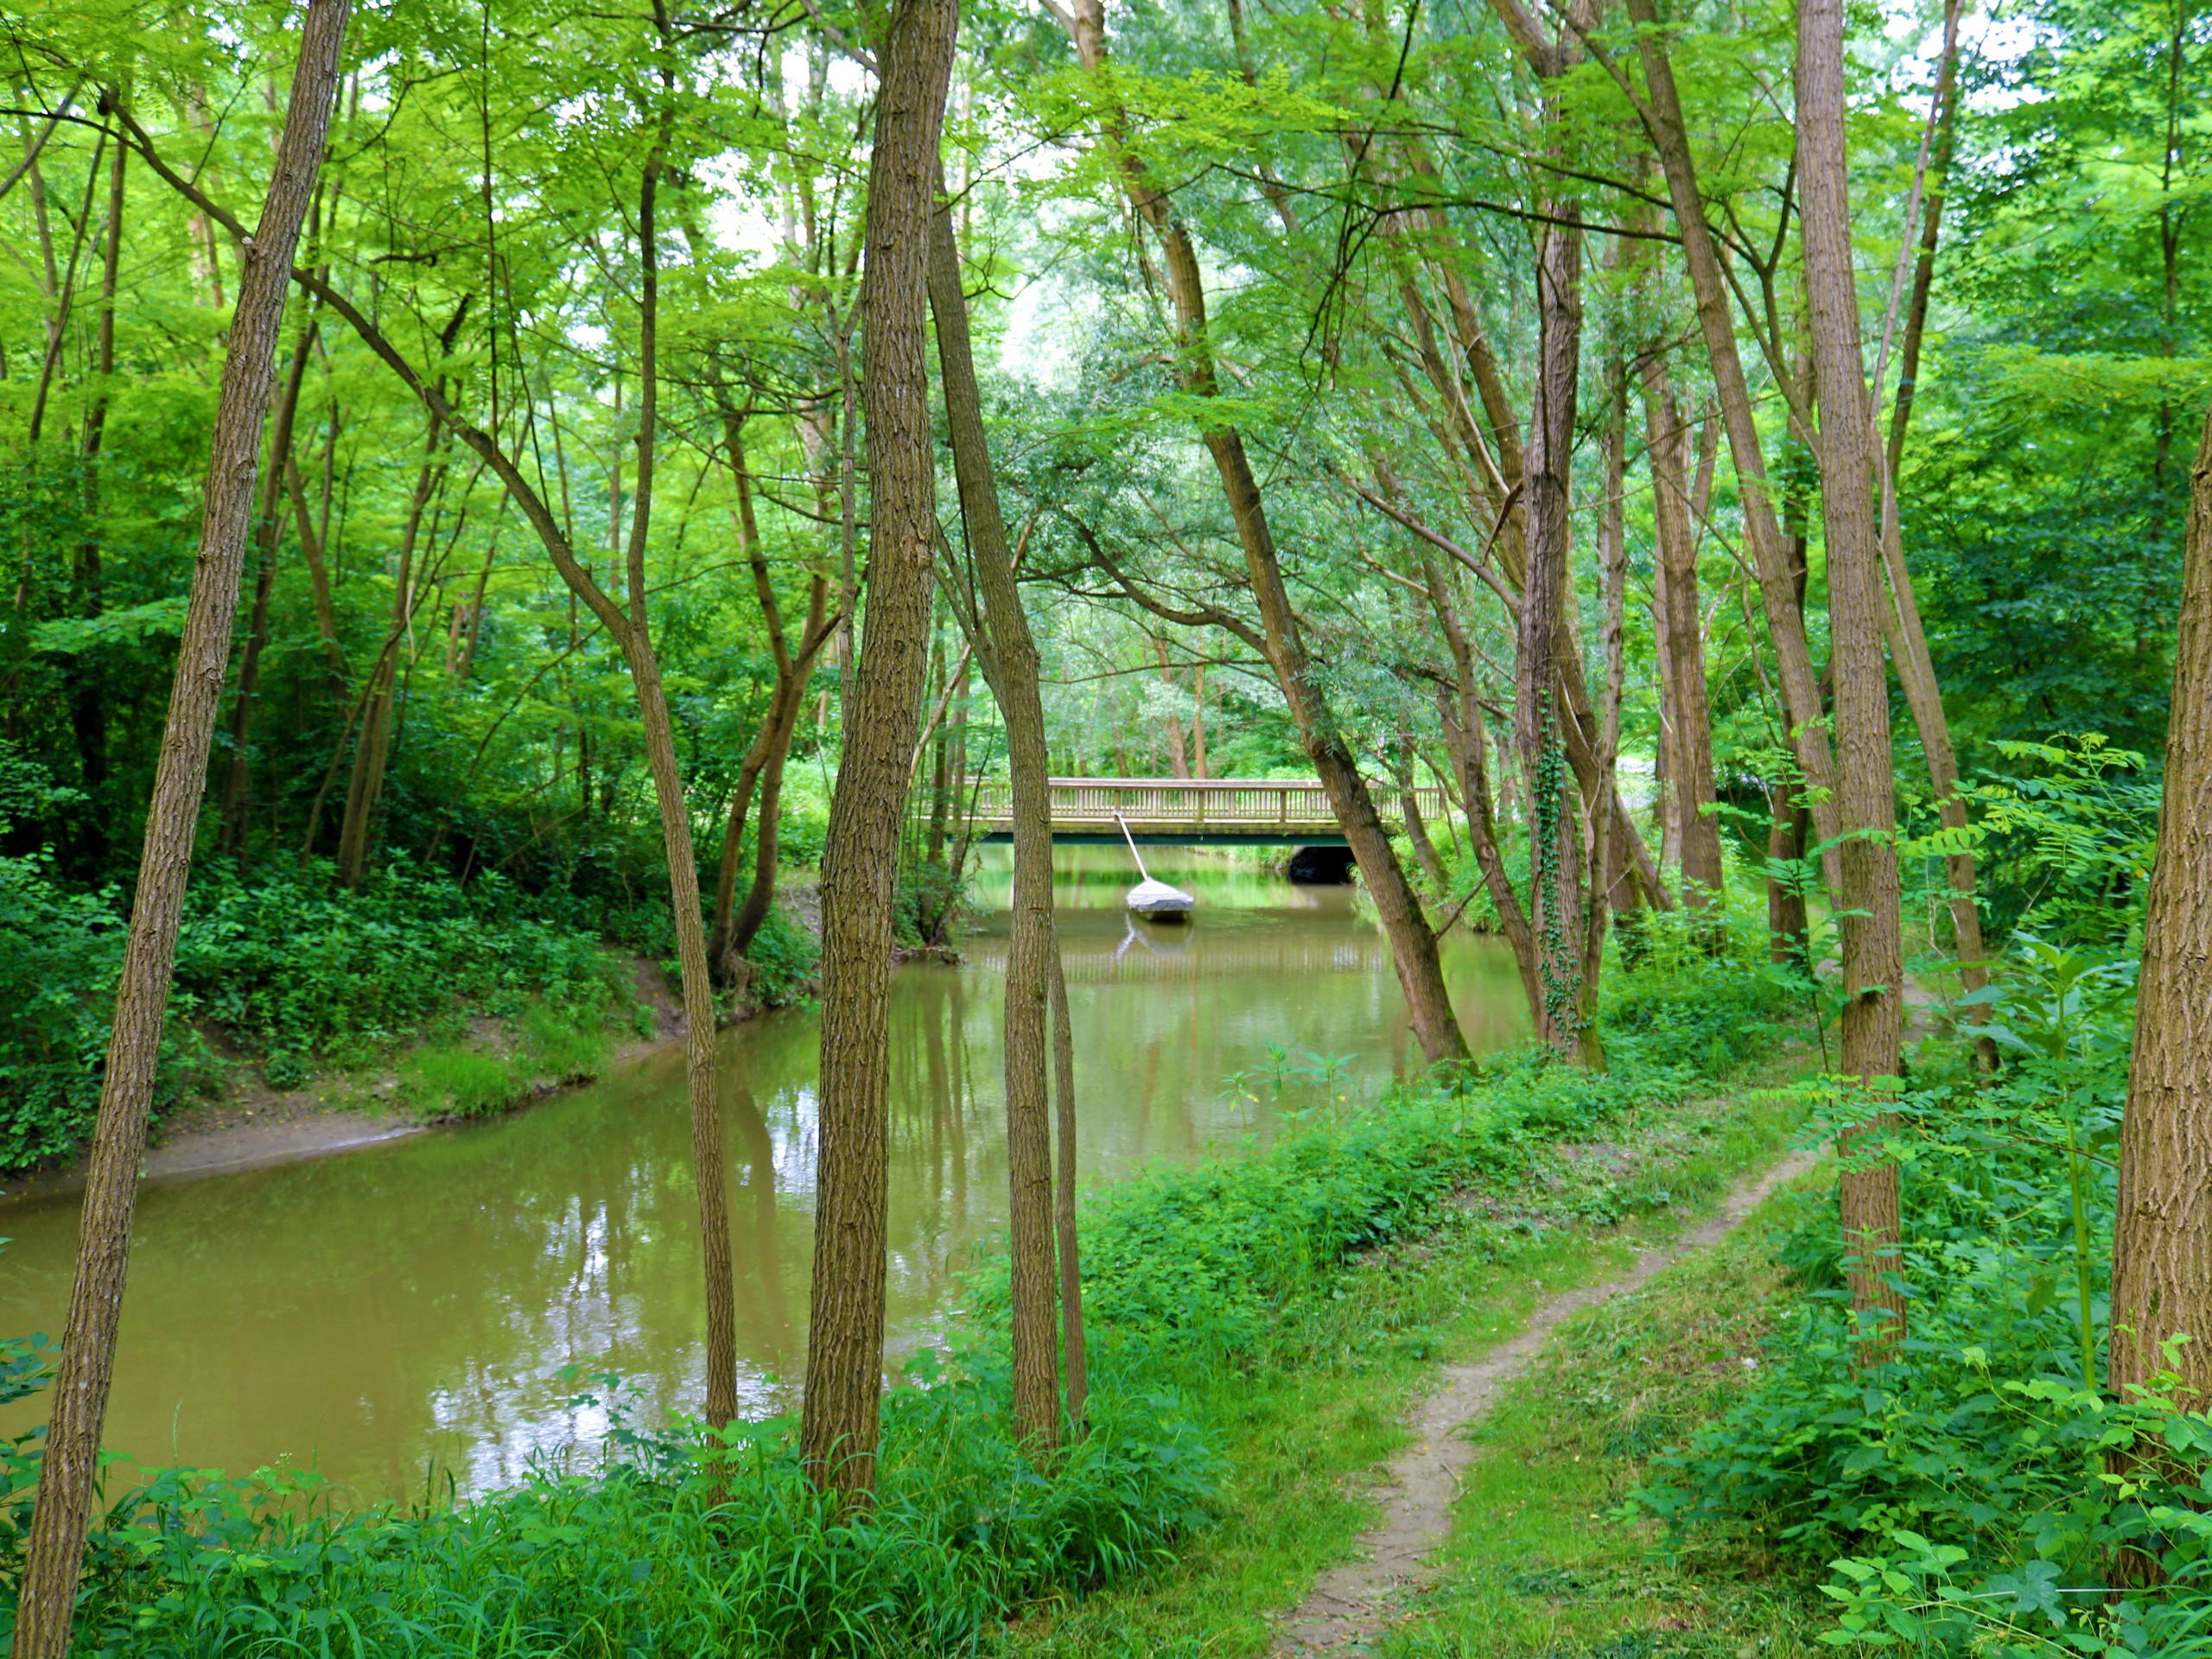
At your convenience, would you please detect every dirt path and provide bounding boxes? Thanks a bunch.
[1273,1146,1822,1655]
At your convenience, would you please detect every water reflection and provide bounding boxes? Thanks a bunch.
[0,849,1525,1497]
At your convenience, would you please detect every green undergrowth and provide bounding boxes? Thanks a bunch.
[1619,940,2212,1659]
[1,947,1805,1656]
[0,853,825,1170]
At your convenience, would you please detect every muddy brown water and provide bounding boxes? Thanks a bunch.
[0,850,1527,1501]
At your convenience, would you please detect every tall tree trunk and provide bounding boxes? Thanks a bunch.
[1801,0,1908,1354]
[1397,751,1450,890]
[1048,949,1086,1427]
[2111,399,2212,1415]
[930,188,1066,1449]
[1156,638,1191,779]
[8,10,346,1649]
[615,134,741,1433]
[62,129,126,859]
[123,70,747,1442]
[335,415,442,885]
[1191,661,1209,778]
[1517,213,1590,1059]
[1624,0,1844,866]
[1642,353,1723,924]
[218,314,317,856]
[709,419,832,966]
[801,0,957,1499]
[1580,364,1629,1042]
[1064,0,1467,1065]
[1418,539,1547,1034]
[1768,780,1811,965]
[1876,0,1990,1019]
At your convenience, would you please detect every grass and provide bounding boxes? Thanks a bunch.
[991,1046,1823,1659]
[393,996,630,1119]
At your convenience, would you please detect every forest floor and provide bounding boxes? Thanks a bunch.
[996,1047,1832,1659]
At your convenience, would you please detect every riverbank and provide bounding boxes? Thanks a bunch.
[0,880,825,1204]
[3,948,1813,1655]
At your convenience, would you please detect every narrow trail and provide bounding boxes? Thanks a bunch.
[1273,1146,1822,1655]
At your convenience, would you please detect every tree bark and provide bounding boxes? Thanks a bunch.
[2111,399,2212,1414]
[1049,948,1086,1427]
[1800,0,1908,1353]
[9,8,347,1649]
[1517,209,1590,1059]
[336,411,443,885]
[1874,0,1990,1018]
[1580,363,1629,1044]
[111,62,743,1436]
[618,133,741,1433]
[709,417,833,966]
[801,0,958,1499]
[217,314,317,857]
[1642,353,1723,923]
[929,182,1064,1450]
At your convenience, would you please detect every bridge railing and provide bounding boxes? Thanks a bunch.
[961,776,1450,830]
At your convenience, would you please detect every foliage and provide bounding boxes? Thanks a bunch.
[0,1367,1218,1658]
[175,862,631,1077]
[1630,937,2212,1658]
[737,899,819,1010]
[1966,735,2164,944]
[0,855,156,1170]
[0,857,645,1171]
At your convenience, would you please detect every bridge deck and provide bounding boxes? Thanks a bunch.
[963,777,1447,846]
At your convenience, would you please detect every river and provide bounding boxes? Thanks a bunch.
[0,849,1526,1502]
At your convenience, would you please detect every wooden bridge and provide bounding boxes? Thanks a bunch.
[962,777,1451,846]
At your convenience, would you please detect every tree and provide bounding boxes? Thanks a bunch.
[9,2,349,1646]
[1799,0,1908,1351]
[800,0,959,1498]
[2111,397,2212,1414]
[929,184,1068,1449]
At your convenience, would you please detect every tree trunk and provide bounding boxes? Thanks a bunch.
[1875,0,1991,1022]
[218,315,317,857]
[62,130,126,859]
[124,67,748,1444]
[1398,754,1451,890]
[1801,0,1908,1354]
[1418,541,1546,1034]
[929,182,1063,1450]
[1064,0,1467,1065]
[617,137,741,1433]
[710,419,831,966]
[2111,399,2212,1414]
[8,9,346,1649]
[1156,638,1191,779]
[1517,215,1588,1058]
[336,414,442,885]
[1048,948,1086,1427]
[1768,780,1811,965]
[1580,363,1629,1049]
[801,0,957,1499]
[1642,353,1723,925]
[1625,0,1844,868]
